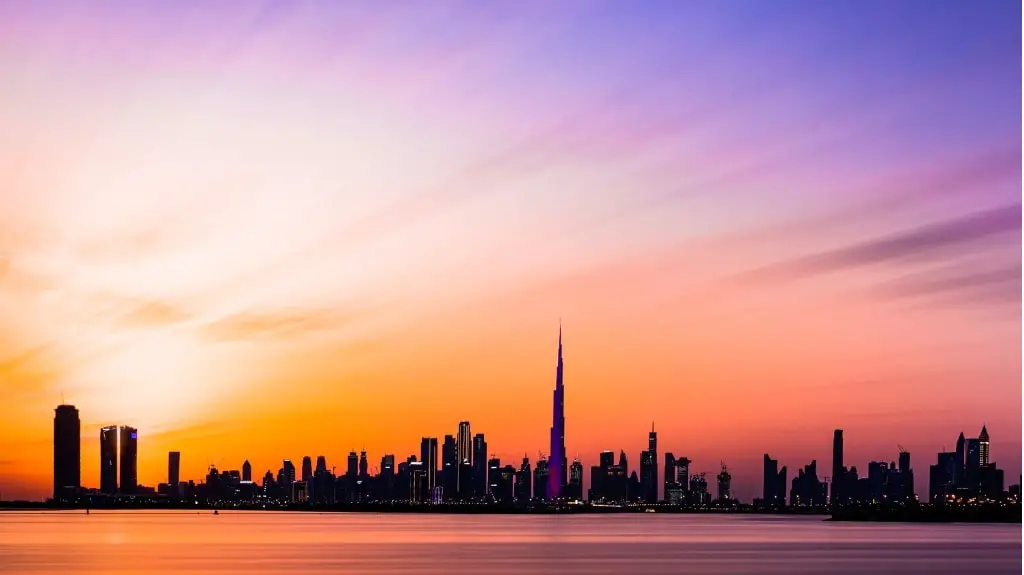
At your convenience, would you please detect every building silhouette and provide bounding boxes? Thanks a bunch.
[242,459,252,483]
[979,425,990,466]
[762,454,786,507]
[119,426,138,495]
[53,404,81,501]
[473,433,488,498]
[639,423,658,503]
[457,421,472,465]
[346,451,358,478]
[568,457,583,501]
[515,455,532,502]
[717,463,732,501]
[954,432,966,487]
[301,456,313,483]
[831,429,844,506]
[168,451,181,486]
[420,437,438,493]
[441,435,457,500]
[548,324,566,500]
[791,460,827,506]
[533,456,550,500]
[100,425,118,495]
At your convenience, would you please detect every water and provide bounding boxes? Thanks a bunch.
[0,511,1019,574]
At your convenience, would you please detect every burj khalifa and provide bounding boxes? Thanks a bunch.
[548,324,566,500]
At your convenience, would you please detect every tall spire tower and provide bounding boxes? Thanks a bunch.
[548,322,566,500]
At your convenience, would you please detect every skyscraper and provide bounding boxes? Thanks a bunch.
[717,463,732,501]
[473,433,488,497]
[664,452,677,503]
[831,429,844,505]
[457,421,472,465]
[302,456,313,482]
[441,435,457,500]
[515,455,532,502]
[168,451,181,486]
[763,454,779,505]
[979,425,990,466]
[966,438,981,482]
[119,426,138,494]
[954,432,966,487]
[568,458,584,501]
[420,437,438,492]
[640,423,658,503]
[347,451,358,477]
[359,450,368,477]
[548,324,566,500]
[100,425,118,494]
[242,459,252,482]
[53,404,81,501]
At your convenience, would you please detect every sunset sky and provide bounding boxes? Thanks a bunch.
[0,1,1020,502]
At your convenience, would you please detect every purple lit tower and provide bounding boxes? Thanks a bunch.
[548,323,566,500]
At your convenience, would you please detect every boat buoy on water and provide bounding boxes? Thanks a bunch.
[213,509,219,515]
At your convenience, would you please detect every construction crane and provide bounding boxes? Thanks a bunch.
[897,444,908,454]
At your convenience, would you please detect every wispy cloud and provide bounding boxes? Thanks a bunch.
[118,299,191,329]
[740,202,1021,283]
[201,307,351,342]
[876,264,1022,307]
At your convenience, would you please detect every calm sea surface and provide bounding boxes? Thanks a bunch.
[0,511,1019,574]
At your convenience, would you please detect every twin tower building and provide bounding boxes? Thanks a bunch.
[53,404,138,500]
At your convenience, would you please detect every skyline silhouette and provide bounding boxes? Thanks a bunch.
[1,1,1021,503]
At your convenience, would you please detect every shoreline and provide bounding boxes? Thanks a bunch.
[1,501,1019,523]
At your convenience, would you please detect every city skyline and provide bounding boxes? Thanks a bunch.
[6,320,1024,502]
[30,329,1022,505]
[1,2,1021,502]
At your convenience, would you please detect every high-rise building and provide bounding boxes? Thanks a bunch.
[302,456,313,482]
[487,457,501,500]
[548,324,566,500]
[473,433,488,497]
[979,425,990,466]
[441,435,457,500]
[457,422,472,465]
[119,426,138,495]
[675,457,691,490]
[347,451,358,477]
[954,432,966,487]
[568,458,584,501]
[53,404,81,501]
[930,452,957,501]
[242,459,252,482]
[639,423,658,503]
[420,437,438,492]
[515,455,532,502]
[534,457,550,500]
[380,454,395,501]
[717,463,732,501]
[359,451,368,477]
[831,429,844,505]
[664,452,677,503]
[763,454,780,505]
[966,438,981,482]
[100,426,118,494]
[168,452,181,486]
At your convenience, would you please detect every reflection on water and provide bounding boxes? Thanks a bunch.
[0,511,1019,574]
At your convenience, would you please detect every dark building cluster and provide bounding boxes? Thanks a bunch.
[46,329,1020,510]
[928,426,1007,504]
